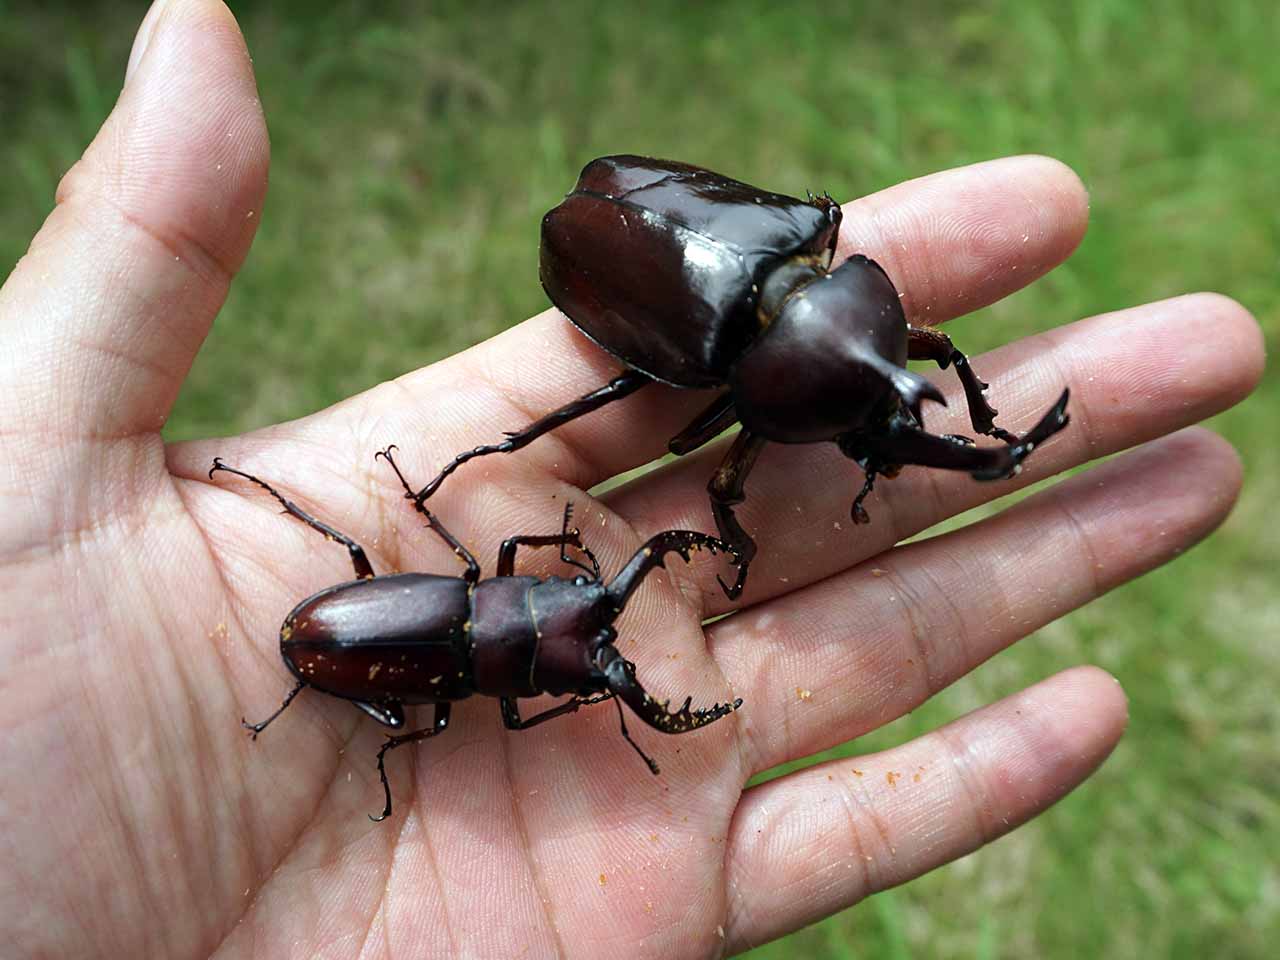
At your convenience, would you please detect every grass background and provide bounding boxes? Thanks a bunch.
[2,0,1276,956]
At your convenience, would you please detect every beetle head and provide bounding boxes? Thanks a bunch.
[528,577,618,696]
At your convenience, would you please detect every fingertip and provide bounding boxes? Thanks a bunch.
[1015,152,1091,248]
[1151,425,1244,508]
[9,0,271,443]
[957,666,1129,821]
[58,0,269,279]
[842,153,1093,324]
[1180,292,1266,403]
[1049,664,1130,751]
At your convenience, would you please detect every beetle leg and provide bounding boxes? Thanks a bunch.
[860,390,1070,481]
[209,459,376,580]
[668,391,738,455]
[499,692,613,729]
[495,504,598,579]
[370,702,451,822]
[377,446,481,584]
[705,431,768,601]
[906,325,1017,443]
[560,501,602,579]
[851,468,879,525]
[241,679,307,739]
[412,370,652,503]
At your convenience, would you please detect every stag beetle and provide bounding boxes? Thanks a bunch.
[210,450,740,821]
[410,155,1071,599]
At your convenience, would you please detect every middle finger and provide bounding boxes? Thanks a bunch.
[605,292,1261,614]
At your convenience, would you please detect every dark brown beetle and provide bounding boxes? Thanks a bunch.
[411,155,1071,599]
[211,452,741,821]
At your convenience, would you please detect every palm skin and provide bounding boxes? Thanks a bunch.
[0,2,1263,958]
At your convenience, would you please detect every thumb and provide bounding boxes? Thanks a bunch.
[0,0,268,456]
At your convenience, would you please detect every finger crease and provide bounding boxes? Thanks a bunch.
[932,725,1001,846]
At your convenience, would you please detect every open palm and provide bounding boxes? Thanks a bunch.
[0,3,1262,958]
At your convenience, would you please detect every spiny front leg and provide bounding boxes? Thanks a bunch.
[906,325,1017,443]
[705,430,768,601]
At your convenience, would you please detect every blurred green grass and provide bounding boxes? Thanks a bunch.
[2,1,1276,956]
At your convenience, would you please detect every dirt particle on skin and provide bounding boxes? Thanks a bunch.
[598,873,607,887]
[796,687,813,701]
[887,771,900,788]
[852,768,864,777]
[871,568,887,577]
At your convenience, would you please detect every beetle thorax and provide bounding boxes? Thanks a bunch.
[729,255,909,443]
[755,253,831,329]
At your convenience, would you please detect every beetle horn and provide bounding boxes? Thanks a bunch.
[860,352,947,423]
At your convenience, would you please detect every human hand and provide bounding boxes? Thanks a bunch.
[0,2,1262,957]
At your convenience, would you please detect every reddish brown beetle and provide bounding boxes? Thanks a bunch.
[211,451,741,821]
[410,156,1070,599]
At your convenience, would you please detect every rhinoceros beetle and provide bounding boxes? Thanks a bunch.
[211,450,741,821]
[412,155,1071,599]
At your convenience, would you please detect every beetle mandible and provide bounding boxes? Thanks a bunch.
[409,155,1071,599]
[211,450,742,822]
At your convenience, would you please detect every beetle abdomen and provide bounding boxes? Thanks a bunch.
[281,573,473,703]
[540,155,838,387]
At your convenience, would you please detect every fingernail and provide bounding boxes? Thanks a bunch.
[126,0,172,83]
